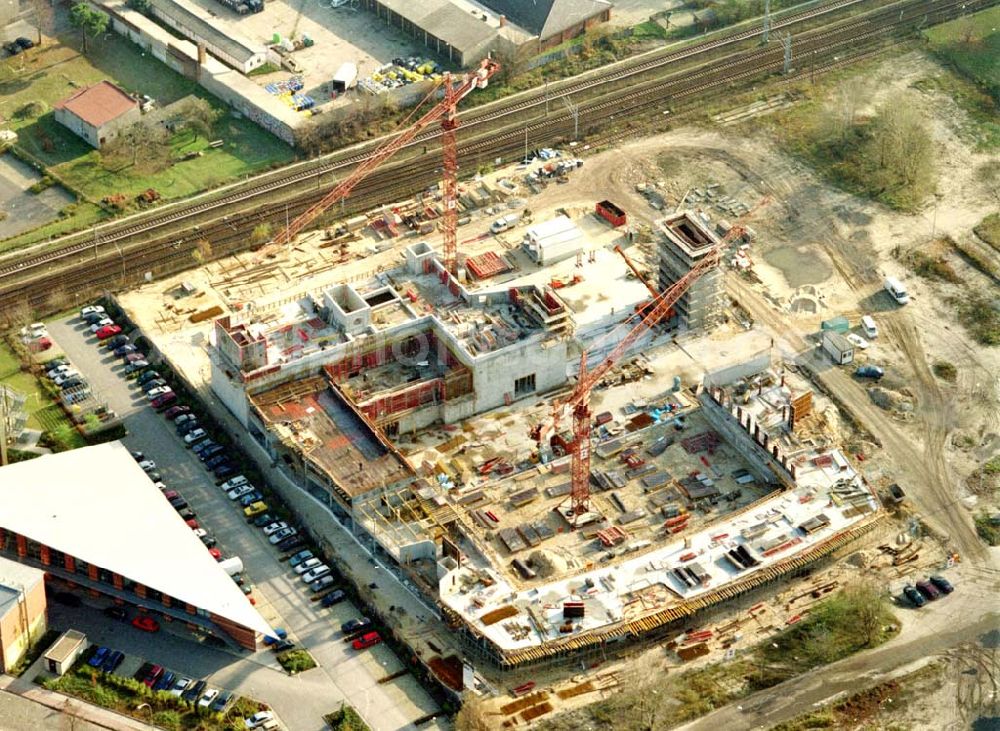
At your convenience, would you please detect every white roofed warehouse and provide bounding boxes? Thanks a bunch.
[0,442,273,650]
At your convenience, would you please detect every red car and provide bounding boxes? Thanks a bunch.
[163,405,191,421]
[96,325,122,340]
[208,547,222,560]
[352,631,381,650]
[185,518,199,529]
[132,616,160,632]
[143,664,164,687]
[152,393,177,410]
[28,337,52,352]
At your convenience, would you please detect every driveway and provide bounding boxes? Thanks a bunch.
[45,315,441,731]
[0,152,74,239]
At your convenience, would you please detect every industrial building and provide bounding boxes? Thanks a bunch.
[359,0,612,65]
[658,211,726,331]
[146,0,268,73]
[54,81,140,149]
[0,443,273,650]
[0,557,46,673]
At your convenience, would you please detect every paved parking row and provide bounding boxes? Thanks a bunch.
[45,313,439,731]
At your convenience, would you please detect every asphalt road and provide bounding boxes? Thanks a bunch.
[44,315,440,731]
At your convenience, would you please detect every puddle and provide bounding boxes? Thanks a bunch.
[763,246,833,288]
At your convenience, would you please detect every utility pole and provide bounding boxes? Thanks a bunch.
[783,33,792,74]
[562,96,579,140]
[523,125,528,162]
[763,0,771,44]
[0,386,8,467]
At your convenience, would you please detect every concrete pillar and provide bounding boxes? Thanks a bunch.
[790,463,797,479]
[185,603,196,615]
[754,424,761,442]
[736,406,743,423]
[762,433,770,449]
[64,554,76,573]
[113,573,123,590]
[40,545,51,566]
[135,584,147,599]
[162,595,172,608]
[88,565,98,581]
[772,445,780,459]
[16,534,26,558]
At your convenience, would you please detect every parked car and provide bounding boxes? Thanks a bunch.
[89,318,115,333]
[136,370,160,384]
[96,325,122,339]
[80,305,105,318]
[182,679,206,702]
[276,535,306,553]
[184,428,209,445]
[101,650,125,673]
[15,37,35,50]
[137,460,157,472]
[177,507,197,521]
[243,501,269,519]
[153,670,175,692]
[271,640,295,653]
[288,550,314,567]
[301,565,331,583]
[125,361,150,376]
[168,497,188,511]
[902,584,926,608]
[146,386,172,401]
[103,605,128,621]
[215,463,239,480]
[193,440,218,456]
[221,475,249,491]
[929,575,955,594]
[321,589,346,607]
[132,616,160,632]
[352,632,381,650]
[114,344,138,356]
[205,453,230,470]
[341,617,371,635]
[855,364,885,380]
[59,378,85,391]
[237,491,262,507]
[228,484,256,501]
[88,647,110,668]
[64,389,91,404]
[210,691,233,713]
[199,444,225,461]
[123,353,146,364]
[177,419,201,436]
[51,591,81,606]
[143,664,165,688]
[245,712,274,729]
[916,579,942,601]
[175,413,197,426]
[52,371,81,386]
[104,334,129,349]
[269,527,297,544]
[46,364,74,378]
[152,393,177,410]
[294,558,323,575]
[262,520,288,535]
[201,535,218,550]
[164,405,191,420]
[252,512,277,528]
[310,575,335,593]
[198,688,220,708]
[169,677,192,697]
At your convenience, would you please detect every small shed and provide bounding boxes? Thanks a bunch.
[521,215,583,265]
[821,331,854,365]
[43,629,87,676]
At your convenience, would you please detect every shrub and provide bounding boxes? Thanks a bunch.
[932,361,957,382]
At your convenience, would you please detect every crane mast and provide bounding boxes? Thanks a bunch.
[261,58,499,265]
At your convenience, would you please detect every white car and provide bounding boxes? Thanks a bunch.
[220,475,249,491]
[228,485,256,501]
[89,318,115,333]
[169,677,192,697]
[80,305,105,318]
[184,428,208,445]
[846,333,869,350]
[47,364,74,378]
[300,565,330,583]
[262,520,288,536]
[138,460,156,472]
[198,688,220,708]
[293,557,322,574]
[245,712,274,729]
[192,528,208,539]
[52,371,81,386]
[20,323,47,339]
[146,387,172,401]
[268,527,296,544]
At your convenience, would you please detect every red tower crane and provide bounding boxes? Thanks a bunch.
[554,202,768,524]
[259,58,499,268]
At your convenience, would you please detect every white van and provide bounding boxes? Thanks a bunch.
[490,213,520,234]
[860,315,878,339]
[884,277,909,305]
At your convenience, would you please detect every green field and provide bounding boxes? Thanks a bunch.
[924,5,1000,93]
[0,27,294,246]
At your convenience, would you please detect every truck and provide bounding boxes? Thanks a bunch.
[884,277,909,305]
[821,330,854,365]
[490,212,520,234]
[217,0,262,13]
[217,556,244,577]
[331,63,358,93]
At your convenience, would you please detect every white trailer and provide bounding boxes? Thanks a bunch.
[521,215,584,265]
[218,556,244,576]
[822,330,854,365]
[332,63,358,93]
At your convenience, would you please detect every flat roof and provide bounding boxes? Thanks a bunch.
[45,630,87,663]
[0,556,45,618]
[0,442,272,637]
[148,0,264,64]
[54,81,137,128]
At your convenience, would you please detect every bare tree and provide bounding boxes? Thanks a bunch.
[110,120,168,167]
[177,98,220,143]
[843,578,885,646]
[867,93,935,199]
[453,694,493,731]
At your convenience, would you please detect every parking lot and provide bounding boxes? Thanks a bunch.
[44,313,441,731]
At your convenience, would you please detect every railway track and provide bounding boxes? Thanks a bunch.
[0,0,992,312]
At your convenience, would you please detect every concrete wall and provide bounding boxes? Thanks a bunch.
[53,106,138,149]
[703,349,771,388]
[0,580,47,673]
[470,336,567,413]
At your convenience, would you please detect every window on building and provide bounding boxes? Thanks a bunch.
[514,374,536,396]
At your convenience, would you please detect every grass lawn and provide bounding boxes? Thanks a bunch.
[0,338,86,448]
[0,28,294,244]
[924,5,1000,90]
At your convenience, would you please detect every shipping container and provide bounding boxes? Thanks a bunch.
[595,200,627,227]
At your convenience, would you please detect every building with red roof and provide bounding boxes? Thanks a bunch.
[54,80,140,149]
